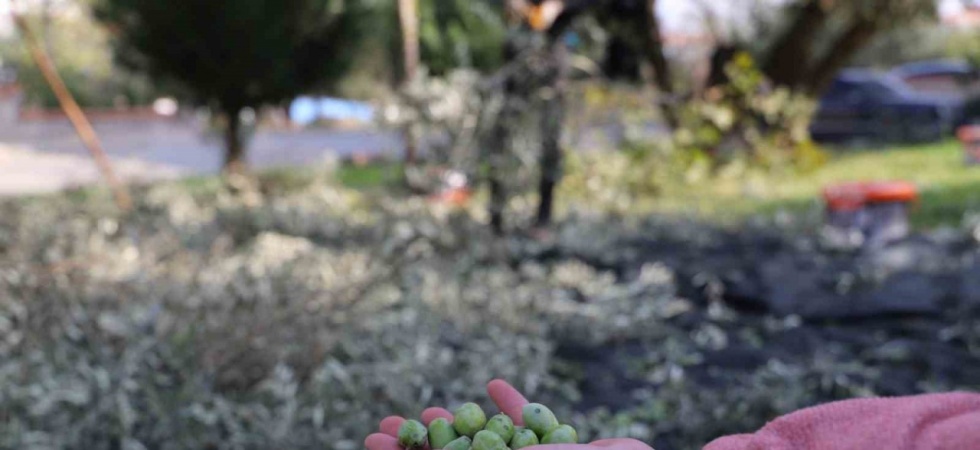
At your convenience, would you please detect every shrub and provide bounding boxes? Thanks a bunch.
[674,52,825,172]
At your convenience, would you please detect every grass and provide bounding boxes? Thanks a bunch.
[253,162,403,193]
[32,162,403,206]
[335,162,403,189]
[633,140,980,228]
[181,141,980,229]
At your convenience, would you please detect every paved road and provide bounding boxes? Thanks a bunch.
[0,117,403,195]
[0,115,666,196]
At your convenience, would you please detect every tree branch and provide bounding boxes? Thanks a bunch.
[762,0,831,88]
[641,0,679,129]
[804,18,878,94]
[12,11,132,211]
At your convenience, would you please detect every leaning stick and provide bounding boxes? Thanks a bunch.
[11,11,132,211]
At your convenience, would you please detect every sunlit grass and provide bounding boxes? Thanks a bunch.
[336,162,403,189]
[633,140,980,228]
[331,141,980,229]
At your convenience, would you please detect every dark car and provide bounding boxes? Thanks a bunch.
[810,69,979,144]
[890,59,980,95]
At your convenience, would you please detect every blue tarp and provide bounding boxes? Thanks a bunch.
[289,97,375,126]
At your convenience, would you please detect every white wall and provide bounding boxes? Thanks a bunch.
[0,0,79,39]
[657,0,794,33]
[660,0,951,34]
[0,0,14,38]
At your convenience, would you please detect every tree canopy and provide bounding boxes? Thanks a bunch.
[761,0,937,94]
[92,0,368,171]
[380,0,509,77]
[418,0,507,75]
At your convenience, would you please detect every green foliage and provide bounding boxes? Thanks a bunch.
[92,0,368,114]
[368,0,506,78]
[845,0,936,26]
[851,25,950,68]
[562,57,829,220]
[945,28,980,68]
[738,0,936,92]
[12,61,157,109]
[1,173,977,449]
[565,139,980,228]
[417,0,506,75]
[336,162,404,189]
[560,140,711,216]
[675,53,824,172]
[381,68,544,198]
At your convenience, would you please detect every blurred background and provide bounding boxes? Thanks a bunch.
[1,1,980,449]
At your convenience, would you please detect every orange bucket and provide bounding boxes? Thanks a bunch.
[822,181,918,246]
[823,181,918,212]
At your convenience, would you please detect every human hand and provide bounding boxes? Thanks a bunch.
[364,379,654,450]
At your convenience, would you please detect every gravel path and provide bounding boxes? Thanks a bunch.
[0,143,185,195]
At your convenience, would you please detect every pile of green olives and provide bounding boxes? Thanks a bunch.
[398,403,577,450]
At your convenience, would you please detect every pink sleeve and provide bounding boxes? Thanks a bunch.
[703,392,980,450]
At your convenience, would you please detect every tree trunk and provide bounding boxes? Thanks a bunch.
[705,45,742,90]
[488,149,507,234]
[398,0,420,83]
[640,0,679,129]
[224,109,246,174]
[762,0,830,88]
[804,19,878,95]
[536,42,568,228]
[488,86,510,234]
[535,93,564,227]
[398,0,420,166]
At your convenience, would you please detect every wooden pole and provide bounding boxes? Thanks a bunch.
[398,0,420,84]
[535,39,568,228]
[398,0,420,166]
[11,11,132,211]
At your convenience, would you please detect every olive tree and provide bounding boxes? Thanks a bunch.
[92,0,367,173]
[763,0,937,94]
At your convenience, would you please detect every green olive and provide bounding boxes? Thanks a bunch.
[428,418,459,449]
[485,414,515,443]
[453,403,487,438]
[522,403,559,438]
[471,430,508,450]
[509,428,540,450]
[397,420,428,449]
[541,425,578,444]
[443,436,472,450]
